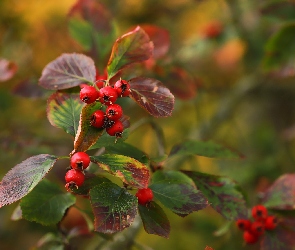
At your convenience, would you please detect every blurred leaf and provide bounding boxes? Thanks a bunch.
[20,179,76,225]
[169,140,241,159]
[35,233,63,249]
[182,171,248,220]
[213,221,232,237]
[90,182,137,233]
[0,58,17,82]
[107,26,153,79]
[11,204,22,221]
[138,201,170,238]
[150,170,208,217]
[39,53,96,90]
[129,77,174,117]
[0,154,58,207]
[91,154,150,188]
[263,23,295,70]
[261,1,295,21]
[73,101,104,153]
[12,78,47,99]
[262,174,295,210]
[47,91,84,137]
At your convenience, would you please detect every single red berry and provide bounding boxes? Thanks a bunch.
[243,230,259,244]
[80,85,99,104]
[91,110,106,128]
[250,221,265,236]
[95,68,107,89]
[70,152,91,170]
[252,205,268,220]
[114,79,131,97]
[106,104,123,121]
[65,169,85,188]
[236,219,251,231]
[99,86,118,105]
[136,188,154,205]
[265,215,277,230]
[106,120,124,137]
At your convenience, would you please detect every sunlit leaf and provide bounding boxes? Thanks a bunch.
[20,179,76,225]
[129,77,174,117]
[138,201,170,238]
[0,59,17,82]
[0,154,58,207]
[73,101,104,153]
[169,140,241,159]
[262,174,295,210]
[39,53,96,90]
[182,171,248,220]
[90,182,137,233]
[47,91,84,137]
[91,154,150,188]
[107,26,153,79]
[150,170,208,217]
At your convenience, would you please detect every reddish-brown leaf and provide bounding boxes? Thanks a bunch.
[129,77,174,117]
[12,78,46,99]
[0,59,17,82]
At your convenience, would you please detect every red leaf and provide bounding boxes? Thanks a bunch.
[12,78,46,99]
[0,59,17,82]
[129,77,174,117]
[39,53,96,90]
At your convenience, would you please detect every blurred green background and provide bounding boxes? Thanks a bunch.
[1,0,295,249]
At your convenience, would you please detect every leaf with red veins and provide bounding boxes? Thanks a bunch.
[39,53,96,90]
[107,26,153,79]
[129,77,174,117]
[0,154,58,207]
[0,59,17,82]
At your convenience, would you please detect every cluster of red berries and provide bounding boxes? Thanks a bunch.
[236,205,278,244]
[65,152,90,189]
[79,79,131,138]
[135,188,154,205]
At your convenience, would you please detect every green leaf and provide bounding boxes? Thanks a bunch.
[73,101,104,153]
[138,201,170,238]
[20,179,76,225]
[182,171,248,220]
[106,142,149,165]
[107,26,153,79]
[39,53,96,90]
[169,140,241,159]
[263,23,295,70]
[0,154,58,207]
[47,91,84,137]
[262,174,295,210]
[150,171,208,217]
[90,182,137,233]
[91,154,150,188]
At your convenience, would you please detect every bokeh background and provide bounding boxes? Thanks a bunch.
[1,0,295,249]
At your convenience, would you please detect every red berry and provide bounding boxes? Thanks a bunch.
[250,221,265,236]
[99,86,118,105]
[106,120,124,137]
[252,205,268,220]
[243,230,259,244]
[95,68,107,89]
[106,104,123,121]
[80,85,99,104]
[70,152,91,170]
[265,215,277,230]
[114,79,131,97]
[136,188,154,205]
[236,219,251,231]
[65,169,85,188]
[91,110,106,128]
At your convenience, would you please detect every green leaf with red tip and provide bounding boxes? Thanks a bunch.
[39,53,96,90]
[169,140,241,159]
[90,154,150,189]
[90,182,137,233]
[0,58,17,82]
[73,101,103,153]
[263,23,295,70]
[47,91,84,137]
[20,179,76,225]
[138,201,170,238]
[182,171,247,220]
[262,174,295,210]
[0,154,58,207]
[129,77,174,117]
[150,170,208,217]
[107,26,153,79]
